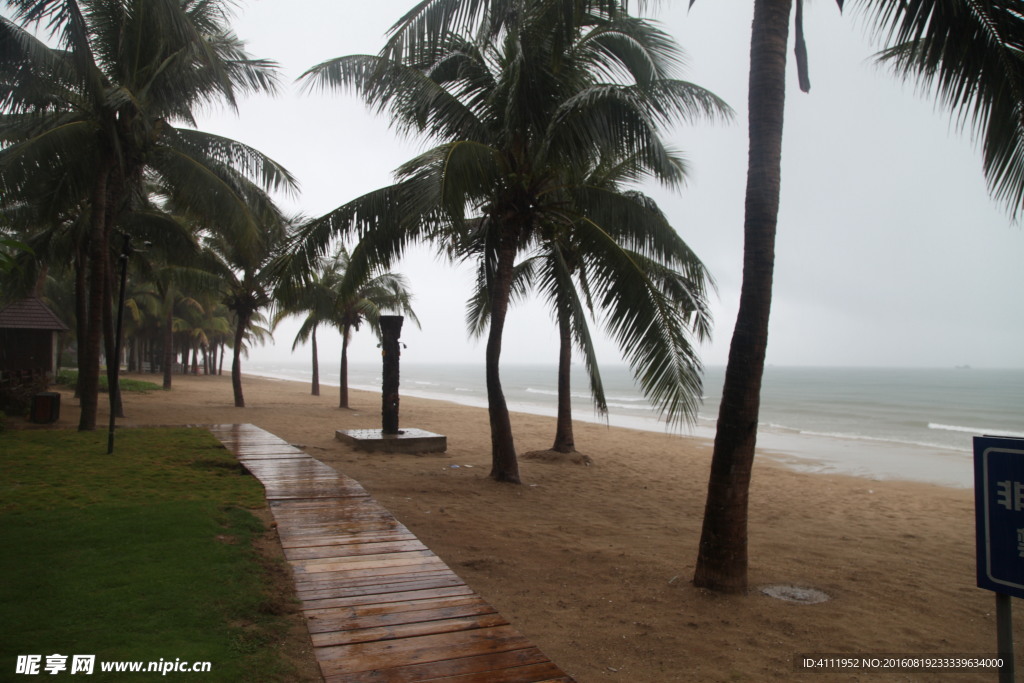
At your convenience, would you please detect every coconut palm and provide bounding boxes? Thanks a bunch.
[331,250,419,410]
[692,0,1024,594]
[466,155,713,454]
[203,214,287,408]
[272,249,345,397]
[294,0,727,482]
[274,246,419,406]
[0,0,295,430]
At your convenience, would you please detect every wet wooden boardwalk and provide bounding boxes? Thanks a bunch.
[209,424,575,683]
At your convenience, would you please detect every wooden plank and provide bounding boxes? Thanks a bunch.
[273,506,399,522]
[235,451,311,460]
[271,507,392,521]
[285,539,428,560]
[292,563,455,586]
[293,567,459,588]
[425,663,575,683]
[242,465,339,478]
[300,585,477,612]
[278,524,407,540]
[293,570,464,600]
[232,444,305,454]
[291,549,438,572]
[321,648,554,683]
[317,626,535,677]
[303,593,486,622]
[311,612,509,648]
[278,525,405,543]
[296,579,467,604]
[280,530,417,550]
[264,489,362,501]
[245,468,339,477]
[306,598,497,634]
[271,497,383,510]
[270,500,391,516]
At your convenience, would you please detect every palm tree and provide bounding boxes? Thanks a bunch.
[274,246,419,406]
[0,0,295,430]
[204,215,287,408]
[692,0,1024,594]
[294,0,727,482]
[466,157,713,454]
[272,248,345,397]
[331,251,419,410]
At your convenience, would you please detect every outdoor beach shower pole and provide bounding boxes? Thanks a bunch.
[380,316,403,435]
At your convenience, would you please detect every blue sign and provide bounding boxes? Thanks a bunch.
[975,436,1024,598]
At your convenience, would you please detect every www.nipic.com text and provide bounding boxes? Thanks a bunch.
[15,655,212,676]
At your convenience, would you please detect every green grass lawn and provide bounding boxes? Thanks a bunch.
[0,428,300,681]
[55,369,164,393]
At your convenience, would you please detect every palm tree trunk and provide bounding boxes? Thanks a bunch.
[552,305,575,453]
[486,240,521,483]
[311,327,320,396]
[73,239,87,399]
[77,163,111,431]
[693,0,791,594]
[339,326,350,409]
[231,313,248,407]
[162,306,173,389]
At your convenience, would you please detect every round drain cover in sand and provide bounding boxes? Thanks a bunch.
[761,585,830,604]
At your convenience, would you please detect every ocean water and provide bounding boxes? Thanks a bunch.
[247,360,1024,488]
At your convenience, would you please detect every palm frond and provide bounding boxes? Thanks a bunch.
[571,214,708,426]
[857,0,1024,216]
[465,254,539,338]
[536,245,609,416]
[299,54,487,142]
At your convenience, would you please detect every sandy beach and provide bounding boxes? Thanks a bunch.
[21,372,1023,682]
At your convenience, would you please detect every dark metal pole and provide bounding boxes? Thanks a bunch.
[107,235,131,454]
[997,593,1015,683]
[379,316,403,435]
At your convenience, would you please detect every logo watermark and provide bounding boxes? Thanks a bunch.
[16,655,212,676]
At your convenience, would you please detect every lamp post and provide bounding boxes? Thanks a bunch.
[107,234,133,454]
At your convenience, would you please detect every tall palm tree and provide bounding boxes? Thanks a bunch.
[294,0,727,482]
[0,0,295,430]
[692,0,1024,594]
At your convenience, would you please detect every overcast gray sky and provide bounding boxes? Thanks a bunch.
[193,1,1023,370]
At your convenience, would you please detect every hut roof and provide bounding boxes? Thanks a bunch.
[0,297,69,331]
